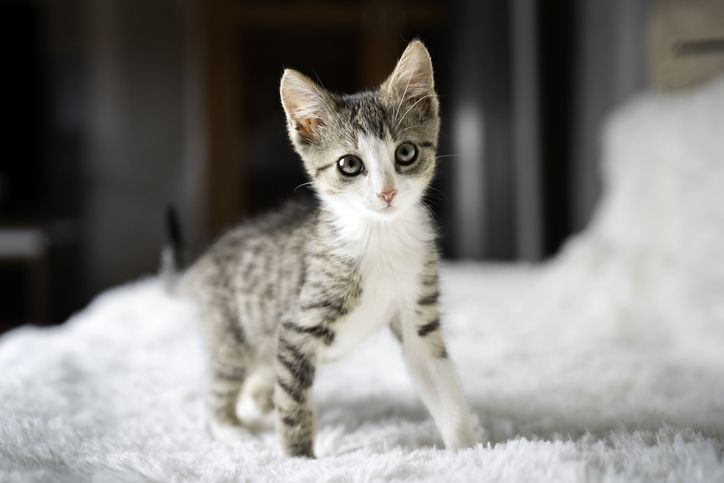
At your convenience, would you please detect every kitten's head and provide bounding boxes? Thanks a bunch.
[280,40,439,220]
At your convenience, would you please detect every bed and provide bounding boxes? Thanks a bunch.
[1,78,723,482]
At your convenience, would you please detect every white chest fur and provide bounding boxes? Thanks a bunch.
[319,205,434,362]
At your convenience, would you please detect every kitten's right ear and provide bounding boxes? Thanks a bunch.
[280,69,330,144]
[381,40,437,112]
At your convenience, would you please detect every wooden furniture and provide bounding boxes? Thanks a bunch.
[650,0,724,89]
[0,228,48,327]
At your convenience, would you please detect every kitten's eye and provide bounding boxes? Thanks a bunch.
[337,155,364,177]
[395,142,418,165]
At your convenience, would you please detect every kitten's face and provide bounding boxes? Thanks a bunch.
[280,41,439,220]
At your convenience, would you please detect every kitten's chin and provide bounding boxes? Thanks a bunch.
[363,203,409,221]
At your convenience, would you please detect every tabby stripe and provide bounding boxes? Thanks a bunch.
[282,321,335,345]
[307,252,333,262]
[210,386,239,398]
[320,268,352,282]
[286,439,314,458]
[420,276,438,287]
[277,353,314,388]
[304,281,326,289]
[278,337,305,362]
[314,162,335,177]
[278,338,315,386]
[418,291,439,306]
[300,300,346,314]
[417,318,441,337]
[213,365,245,381]
[229,322,245,345]
[420,141,437,150]
[281,412,302,427]
[277,378,305,404]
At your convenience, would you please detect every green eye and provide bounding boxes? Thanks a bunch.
[337,155,364,177]
[395,142,418,165]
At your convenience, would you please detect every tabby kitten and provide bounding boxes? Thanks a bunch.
[177,40,475,458]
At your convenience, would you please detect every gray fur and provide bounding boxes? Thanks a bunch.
[178,40,474,457]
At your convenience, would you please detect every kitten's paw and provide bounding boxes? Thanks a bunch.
[238,385,275,432]
[281,440,316,459]
[447,431,476,450]
[238,391,273,423]
[282,447,316,459]
[240,371,275,416]
[207,418,250,443]
[443,423,477,450]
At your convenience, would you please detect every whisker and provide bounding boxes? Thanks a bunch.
[312,73,328,93]
[422,195,443,209]
[396,95,433,130]
[435,154,462,159]
[293,181,315,192]
[420,199,439,224]
[393,69,415,126]
[396,124,425,136]
[425,185,450,203]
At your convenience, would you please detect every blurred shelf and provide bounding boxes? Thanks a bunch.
[229,3,442,28]
[0,227,49,328]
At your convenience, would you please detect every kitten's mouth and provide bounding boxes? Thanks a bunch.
[373,203,399,218]
[362,200,402,219]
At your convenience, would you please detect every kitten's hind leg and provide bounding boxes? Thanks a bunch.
[201,304,250,441]
[206,356,247,440]
[238,365,275,429]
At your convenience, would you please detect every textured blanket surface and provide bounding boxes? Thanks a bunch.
[2,79,724,482]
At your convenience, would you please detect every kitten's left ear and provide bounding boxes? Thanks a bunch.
[381,40,438,115]
[280,69,330,145]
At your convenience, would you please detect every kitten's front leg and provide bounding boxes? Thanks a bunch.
[396,303,476,450]
[273,324,320,458]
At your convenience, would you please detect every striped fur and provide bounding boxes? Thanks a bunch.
[179,41,475,457]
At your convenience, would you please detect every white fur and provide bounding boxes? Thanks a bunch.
[318,181,475,449]
[399,319,476,449]
[318,202,433,361]
[280,70,328,122]
[4,78,724,480]
[319,134,430,221]
[358,135,397,200]
[384,40,435,103]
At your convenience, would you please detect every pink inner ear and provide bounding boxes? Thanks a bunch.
[281,70,329,143]
[295,117,324,144]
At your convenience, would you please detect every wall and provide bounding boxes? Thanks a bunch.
[83,0,205,293]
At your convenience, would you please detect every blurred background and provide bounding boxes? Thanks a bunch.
[1,0,723,331]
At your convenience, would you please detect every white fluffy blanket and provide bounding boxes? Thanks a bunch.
[2,79,724,482]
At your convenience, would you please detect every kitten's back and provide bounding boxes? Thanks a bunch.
[180,198,318,304]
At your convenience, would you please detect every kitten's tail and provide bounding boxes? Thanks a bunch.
[160,205,184,293]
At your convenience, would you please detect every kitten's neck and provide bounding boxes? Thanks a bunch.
[317,201,435,256]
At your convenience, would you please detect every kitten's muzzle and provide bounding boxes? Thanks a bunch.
[378,188,397,205]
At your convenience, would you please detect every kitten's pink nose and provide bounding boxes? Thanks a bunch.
[378,188,397,204]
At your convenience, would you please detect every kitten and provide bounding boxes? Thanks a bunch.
[174,40,476,458]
